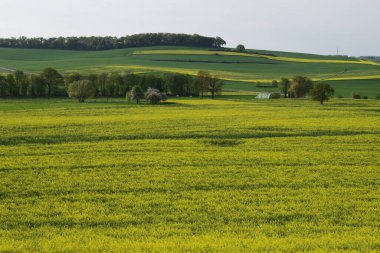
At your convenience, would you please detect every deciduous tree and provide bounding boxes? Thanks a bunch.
[195,71,211,98]
[208,76,223,99]
[15,70,27,97]
[289,76,313,98]
[310,83,335,104]
[236,44,246,52]
[0,76,8,97]
[40,68,63,97]
[6,74,16,97]
[280,78,291,98]
[67,80,96,102]
[28,75,45,96]
[128,85,144,104]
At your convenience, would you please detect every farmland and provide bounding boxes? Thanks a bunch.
[1,46,380,97]
[1,98,379,252]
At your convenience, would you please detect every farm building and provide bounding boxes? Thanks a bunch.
[256,92,281,99]
[256,92,272,99]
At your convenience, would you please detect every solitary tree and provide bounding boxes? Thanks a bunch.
[280,78,291,98]
[128,85,144,104]
[310,83,335,104]
[67,80,96,102]
[236,44,246,52]
[208,76,223,99]
[40,68,63,97]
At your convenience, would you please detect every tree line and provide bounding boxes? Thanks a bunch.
[0,67,337,104]
[0,68,223,101]
[0,34,226,51]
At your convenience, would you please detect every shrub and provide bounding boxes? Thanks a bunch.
[236,44,246,52]
[352,93,361,99]
[376,94,380,100]
[338,95,343,99]
[272,80,279,88]
[363,96,368,99]
[269,93,281,99]
[145,88,167,104]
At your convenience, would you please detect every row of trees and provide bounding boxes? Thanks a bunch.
[0,68,335,104]
[67,71,223,103]
[279,76,335,104]
[0,34,226,51]
[0,68,64,97]
[67,80,169,104]
[67,80,170,104]
[0,68,223,101]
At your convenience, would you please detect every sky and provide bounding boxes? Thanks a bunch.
[0,0,379,56]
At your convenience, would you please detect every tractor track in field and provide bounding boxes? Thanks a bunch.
[0,66,15,72]
[0,66,35,75]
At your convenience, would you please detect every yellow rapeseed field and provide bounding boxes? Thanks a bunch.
[0,98,379,252]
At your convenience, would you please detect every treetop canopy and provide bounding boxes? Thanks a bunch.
[0,33,226,51]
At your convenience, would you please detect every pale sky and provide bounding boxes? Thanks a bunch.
[0,0,379,56]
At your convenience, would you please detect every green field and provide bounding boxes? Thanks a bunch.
[1,46,380,97]
[1,98,379,252]
[223,79,380,98]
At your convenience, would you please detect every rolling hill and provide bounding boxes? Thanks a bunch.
[0,46,380,97]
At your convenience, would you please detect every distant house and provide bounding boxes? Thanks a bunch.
[256,92,281,99]
[256,92,272,99]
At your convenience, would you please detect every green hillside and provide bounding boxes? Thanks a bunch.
[1,46,380,97]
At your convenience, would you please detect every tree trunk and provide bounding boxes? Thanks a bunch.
[48,83,51,97]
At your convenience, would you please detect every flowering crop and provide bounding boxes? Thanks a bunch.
[0,98,379,252]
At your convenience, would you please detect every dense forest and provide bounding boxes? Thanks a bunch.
[0,33,226,50]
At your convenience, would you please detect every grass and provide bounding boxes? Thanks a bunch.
[325,79,380,98]
[223,79,380,99]
[1,97,380,252]
[1,46,380,97]
[134,49,380,65]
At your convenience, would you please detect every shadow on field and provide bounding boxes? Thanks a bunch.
[202,139,245,147]
[87,100,186,107]
[0,129,375,146]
